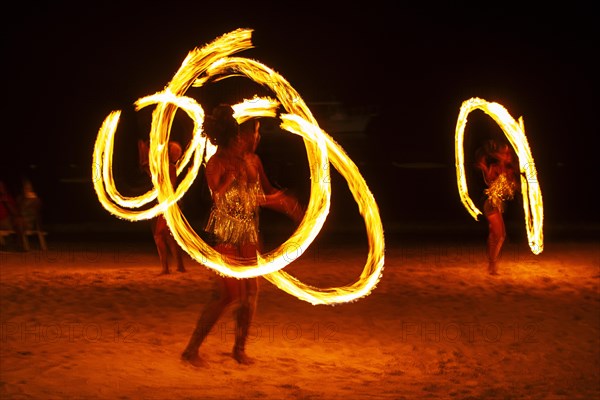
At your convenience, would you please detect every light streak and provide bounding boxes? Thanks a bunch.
[92,29,385,305]
[232,96,279,125]
[455,97,544,254]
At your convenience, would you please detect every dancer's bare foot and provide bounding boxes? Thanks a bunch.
[181,353,209,368]
[233,350,254,365]
[158,270,170,276]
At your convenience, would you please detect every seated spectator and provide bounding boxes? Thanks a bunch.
[0,180,26,250]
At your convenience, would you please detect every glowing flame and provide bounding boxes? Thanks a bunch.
[455,97,544,254]
[232,96,279,125]
[92,28,385,305]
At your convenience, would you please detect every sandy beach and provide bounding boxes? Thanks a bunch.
[1,231,598,400]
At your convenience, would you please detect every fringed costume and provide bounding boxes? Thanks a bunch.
[182,178,264,365]
[205,179,264,247]
[483,173,517,215]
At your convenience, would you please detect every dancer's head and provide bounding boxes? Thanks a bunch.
[203,104,260,152]
[481,139,514,164]
[203,104,238,147]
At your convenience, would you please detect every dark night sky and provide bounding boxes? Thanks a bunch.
[2,1,598,236]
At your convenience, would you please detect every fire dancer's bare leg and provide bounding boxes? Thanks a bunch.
[181,278,233,367]
[486,211,506,275]
[233,277,258,365]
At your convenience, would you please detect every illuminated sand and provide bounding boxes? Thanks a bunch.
[1,236,598,399]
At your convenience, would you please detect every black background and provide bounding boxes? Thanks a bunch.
[2,1,597,242]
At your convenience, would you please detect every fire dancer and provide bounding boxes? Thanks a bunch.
[475,139,519,275]
[139,140,187,274]
[181,104,303,366]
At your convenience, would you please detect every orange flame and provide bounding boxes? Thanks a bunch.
[455,97,544,254]
[92,28,385,305]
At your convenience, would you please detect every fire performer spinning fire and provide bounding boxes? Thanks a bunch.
[454,97,543,260]
[93,28,385,315]
[475,139,519,275]
[139,139,187,275]
[181,104,303,366]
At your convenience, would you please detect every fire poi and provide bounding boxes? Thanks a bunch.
[454,97,544,255]
[92,28,385,305]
